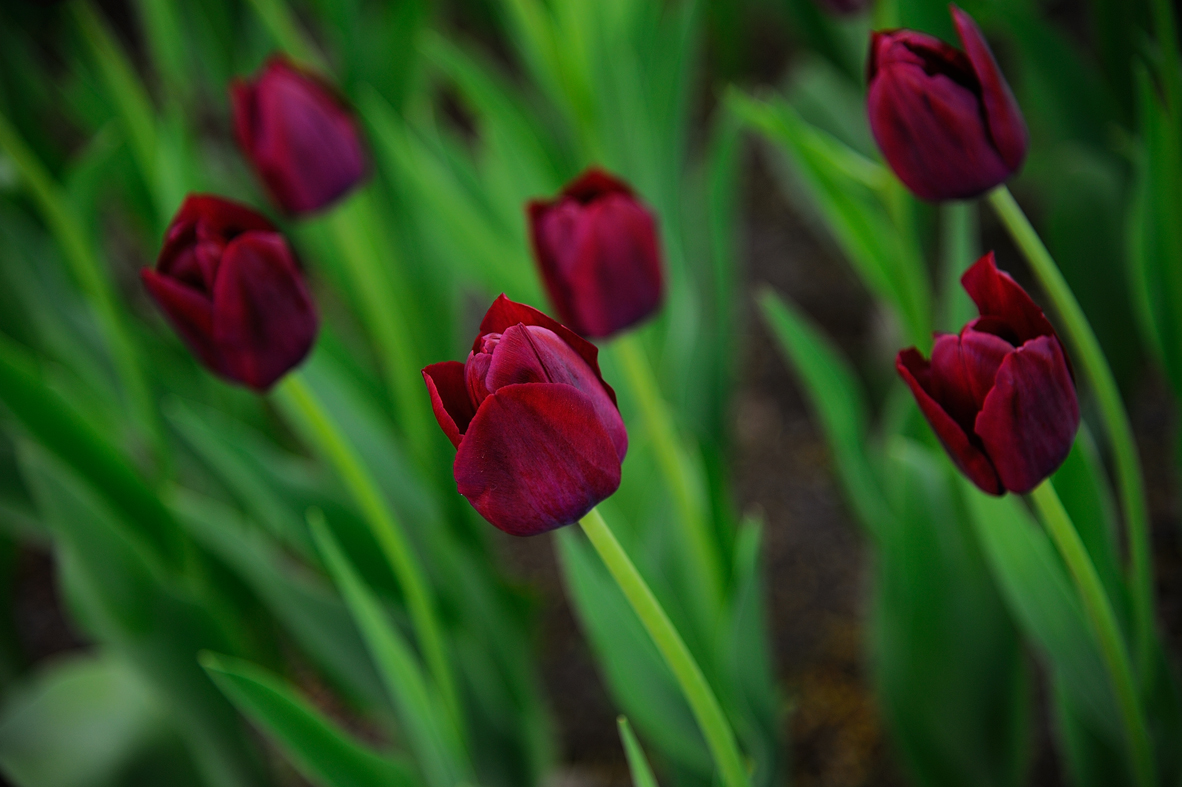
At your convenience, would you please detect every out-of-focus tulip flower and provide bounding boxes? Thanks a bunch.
[423,295,628,535]
[230,56,367,216]
[814,0,869,15]
[896,252,1078,495]
[867,6,1028,201]
[142,195,318,391]
[528,168,663,339]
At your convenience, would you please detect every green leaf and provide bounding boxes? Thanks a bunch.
[16,441,261,787]
[963,480,1126,757]
[873,438,1028,787]
[169,488,387,708]
[618,716,660,787]
[308,510,470,787]
[0,334,182,572]
[555,528,710,776]
[731,91,931,347]
[0,653,178,787]
[757,287,891,536]
[200,653,418,787]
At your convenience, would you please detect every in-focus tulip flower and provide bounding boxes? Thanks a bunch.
[230,56,367,216]
[423,295,628,536]
[142,195,318,391]
[528,168,663,339]
[896,253,1078,495]
[867,6,1028,201]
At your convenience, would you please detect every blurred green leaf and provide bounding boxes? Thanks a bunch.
[618,716,660,787]
[963,479,1127,764]
[308,510,470,787]
[200,652,418,787]
[757,287,891,536]
[0,653,198,787]
[556,527,710,776]
[733,91,931,348]
[873,438,1028,787]
[17,442,261,787]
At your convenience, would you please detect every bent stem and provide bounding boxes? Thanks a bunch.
[579,507,749,787]
[275,373,461,734]
[611,333,724,621]
[1030,481,1155,787]
[988,185,1155,680]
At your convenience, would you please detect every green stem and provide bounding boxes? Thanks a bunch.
[275,373,461,733]
[323,192,432,465]
[988,185,1155,681]
[939,201,977,331]
[1030,481,1155,787]
[243,0,328,71]
[611,333,724,620]
[0,111,163,471]
[579,507,748,787]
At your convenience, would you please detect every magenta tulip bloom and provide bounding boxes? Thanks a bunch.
[867,6,1028,201]
[423,296,628,536]
[528,168,663,339]
[230,57,367,216]
[897,253,1078,495]
[142,195,318,391]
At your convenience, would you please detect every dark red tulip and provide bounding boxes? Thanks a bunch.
[867,6,1028,201]
[528,168,663,339]
[423,295,628,536]
[142,195,318,391]
[896,253,1078,495]
[814,0,869,14]
[230,56,367,216]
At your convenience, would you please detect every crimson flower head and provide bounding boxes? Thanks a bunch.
[867,5,1028,201]
[423,296,628,536]
[528,168,663,339]
[230,56,367,216]
[897,253,1078,495]
[142,195,318,391]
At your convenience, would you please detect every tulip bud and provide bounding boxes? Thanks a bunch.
[814,0,869,15]
[528,168,664,339]
[423,295,628,536]
[867,6,1028,201]
[142,195,318,391]
[896,253,1078,494]
[230,56,367,216]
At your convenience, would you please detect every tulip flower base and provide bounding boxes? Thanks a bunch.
[578,507,750,787]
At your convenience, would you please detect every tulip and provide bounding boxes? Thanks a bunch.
[896,252,1078,494]
[423,295,628,535]
[142,194,318,391]
[867,6,1028,201]
[528,168,663,339]
[230,56,367,216]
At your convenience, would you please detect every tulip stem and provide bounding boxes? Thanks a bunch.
[276,374,462,738]
[579,507,749,787]
[939,201,977,331]
[988,185,1155,682]
[1030,480,1155,787]
[612,334,725,622]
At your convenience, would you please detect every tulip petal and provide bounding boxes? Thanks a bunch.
[868,50,1011,201]
[486,325,628,461]
[897,348,1002,494]
[975,336,1079,494]
[423,361,475,448]
[142,268,224,375]
[961,252,1057,344]
[211,232,318,390]
[454,383,622,536]
[952,5,1028,171]
[560,168,634,203]
[477,295,618,407]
